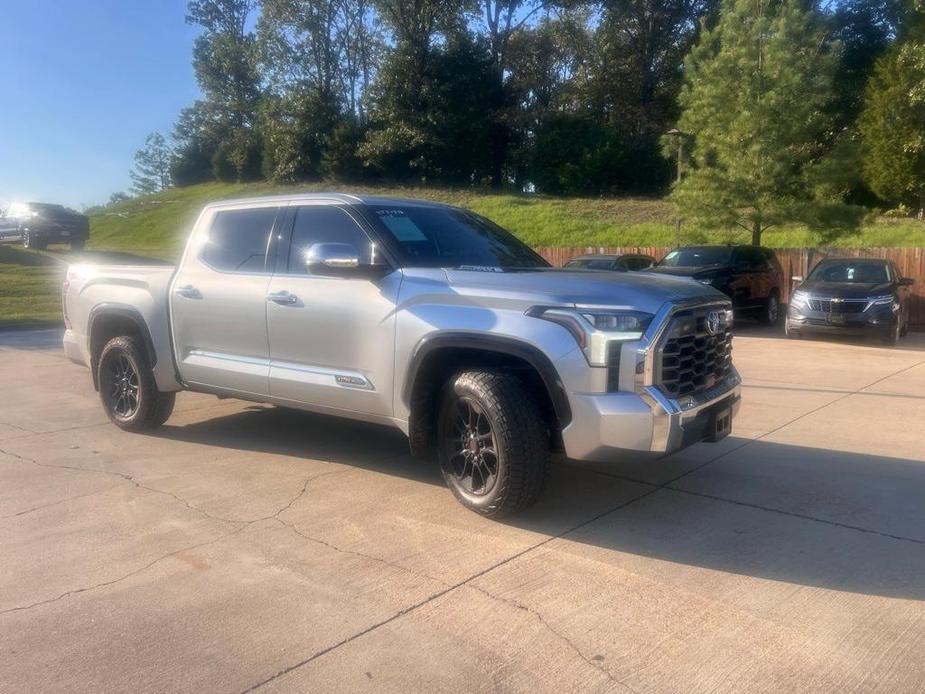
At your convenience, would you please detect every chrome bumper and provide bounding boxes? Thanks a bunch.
[560,372,741,462]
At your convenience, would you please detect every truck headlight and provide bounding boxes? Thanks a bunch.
[527,307,653,366]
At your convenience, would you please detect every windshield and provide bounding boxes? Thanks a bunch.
[808,261,890,284]
[368,205,550,270]
[657,247,732,267]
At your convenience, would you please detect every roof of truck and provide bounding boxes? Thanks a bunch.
[204,192,457,209]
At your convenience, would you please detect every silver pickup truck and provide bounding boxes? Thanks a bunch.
[63,194,741,516]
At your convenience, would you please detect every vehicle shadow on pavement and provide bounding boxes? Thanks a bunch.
[151,406,925,601]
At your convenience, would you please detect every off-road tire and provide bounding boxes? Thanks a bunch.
[98,336,175,432]
[437,369,549,517]
[759,290,780,325]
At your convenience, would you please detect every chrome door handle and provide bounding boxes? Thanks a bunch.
[174,284,201,299]
[267,290,298,305]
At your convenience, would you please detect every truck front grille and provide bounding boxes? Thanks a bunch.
[657,306,733,400]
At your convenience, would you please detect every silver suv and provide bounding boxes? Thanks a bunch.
[63,194,741,516]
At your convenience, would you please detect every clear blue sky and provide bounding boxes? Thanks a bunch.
[0,0,200,210]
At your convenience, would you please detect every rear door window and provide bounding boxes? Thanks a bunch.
[203,207,280,273]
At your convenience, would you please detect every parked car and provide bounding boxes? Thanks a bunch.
[62,194,740,517]
[0,202,89,250]
[647,245,783,324]
[564,253,656,272]
[786,257,914,345]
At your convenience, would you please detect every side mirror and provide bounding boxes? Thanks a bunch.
[899,277,915,287]
[305,243,360,272]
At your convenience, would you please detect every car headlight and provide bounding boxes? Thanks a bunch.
[790,290,810,309]
[527,307,653,366]
[868,295,899,311]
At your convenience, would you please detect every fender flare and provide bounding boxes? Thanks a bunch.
[87,304,158,388]
[403,332,572,428]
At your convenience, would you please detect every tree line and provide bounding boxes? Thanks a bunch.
[128,0,925,243]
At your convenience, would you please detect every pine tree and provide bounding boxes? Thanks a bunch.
[670,0,862,245]
[859,3,925,215]
[130,133,172,195]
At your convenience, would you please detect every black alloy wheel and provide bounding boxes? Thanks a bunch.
[97,335,175,431]
[443,396,499,496]
[105,353,140,419]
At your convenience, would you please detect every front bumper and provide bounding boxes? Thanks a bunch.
[558,298,741,463]
[786,303,897,337]
[560,373,741,462]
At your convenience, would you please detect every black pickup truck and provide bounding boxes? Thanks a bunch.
[0,202,89,250]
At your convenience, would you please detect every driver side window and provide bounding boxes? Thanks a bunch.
[287,205,373,274]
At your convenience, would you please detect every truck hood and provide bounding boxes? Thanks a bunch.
[439,267,726,314]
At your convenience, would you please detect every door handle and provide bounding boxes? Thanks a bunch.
[174,284,201,299]
[267,290,298,305]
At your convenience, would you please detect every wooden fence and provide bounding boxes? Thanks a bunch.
[535,246,925,329]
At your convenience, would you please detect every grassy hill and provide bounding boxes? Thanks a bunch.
[3,180,925,329]
[89,181,925,261]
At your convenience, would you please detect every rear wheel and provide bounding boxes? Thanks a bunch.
[759,291,780,325]
[98,336,175,431]
[437,370,549,517]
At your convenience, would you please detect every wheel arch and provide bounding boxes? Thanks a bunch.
[87,304,157,391]
[402,332,571,459]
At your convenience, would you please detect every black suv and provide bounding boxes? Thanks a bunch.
[0,202,89,250]
[786,258,914,345]
[647,245,784,324]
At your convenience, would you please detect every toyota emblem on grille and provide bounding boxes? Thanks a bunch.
[706,310,721,335]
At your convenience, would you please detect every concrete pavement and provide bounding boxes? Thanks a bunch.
[1,329,925,693]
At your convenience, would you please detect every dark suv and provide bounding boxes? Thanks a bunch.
[0,202,89,250]
[786,258,914,345]
[647,245,783,324]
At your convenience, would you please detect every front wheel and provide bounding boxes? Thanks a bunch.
[759,291,780,325]
[437,370,549,517]
[98,336,175,431]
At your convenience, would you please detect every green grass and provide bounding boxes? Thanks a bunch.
[0,245,65,330]
[87,181,925,259]
[2,181,925,328]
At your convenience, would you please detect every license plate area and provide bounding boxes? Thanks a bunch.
[706,407,732,442]
[826,313,846,324]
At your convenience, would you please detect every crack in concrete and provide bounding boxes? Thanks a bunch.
[273,516,450,588]
[0,483,123,519]
[238,486,662,692]
[0,529,243,617]
[468,584,639,693]
[0,445,346,526]
[0,421,38,435]
[0,463,348,617]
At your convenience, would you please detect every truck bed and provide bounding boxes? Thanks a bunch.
[63,264,181,391]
